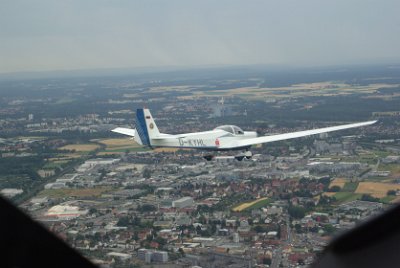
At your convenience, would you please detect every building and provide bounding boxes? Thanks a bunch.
[138,249,152,263]
[45,205,88,220]
[107,252,132,261]
[137,249,168,263]
[172,197,194,208]
[38,169,55,178]
[0,188,23,198]
[44,182,66,189]
[152,251,168,262]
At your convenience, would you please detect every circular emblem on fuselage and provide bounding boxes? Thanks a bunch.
[149,123,154,129]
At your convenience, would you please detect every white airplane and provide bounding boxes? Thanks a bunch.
[112,108,376,160]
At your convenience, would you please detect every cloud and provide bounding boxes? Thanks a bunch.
[1,0,400,73]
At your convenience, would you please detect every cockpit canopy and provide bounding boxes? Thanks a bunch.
[214,125,244,135]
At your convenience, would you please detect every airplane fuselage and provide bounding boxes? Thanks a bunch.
[149,129,257,151]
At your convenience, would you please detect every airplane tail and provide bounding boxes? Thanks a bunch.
[134,108,160,146]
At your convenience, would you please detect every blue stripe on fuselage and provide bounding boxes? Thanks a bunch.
[135,109,151,146]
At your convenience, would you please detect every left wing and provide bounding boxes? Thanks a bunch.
[219,120,377,149]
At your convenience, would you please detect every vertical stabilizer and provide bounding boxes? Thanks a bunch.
[134,108,160,146]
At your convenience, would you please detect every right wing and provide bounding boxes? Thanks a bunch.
[111,127,136,137]
[219,120,377,149]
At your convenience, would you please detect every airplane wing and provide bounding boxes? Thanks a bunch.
[219,120,377,149]
[111,127,136,137]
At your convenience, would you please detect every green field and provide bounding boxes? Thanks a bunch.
[378,163,400,173]
[342,182,359,192]
[334,192,362,203]
[232,197,271,212]
[243,198,271,211]
[380,196,396,204]
[103,147,149,153]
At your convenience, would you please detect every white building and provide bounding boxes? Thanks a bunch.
[0,188,23,198]
[137,249,168,263]
[44,182,66,189]
[172,197,194,208]
[45,205,88,220]
[107,252,132,261]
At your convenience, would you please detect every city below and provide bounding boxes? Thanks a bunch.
[1,65,400,268]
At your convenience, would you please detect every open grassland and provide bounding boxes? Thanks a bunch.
[42,161,69,169]
[323,192,336,197]
[59,144,100,152]
[380,196,397,204]
[154,148,180,153]
[378,164,400,177]
[389,196,400,204]
[148,85,200,93]
[97,138,137,147]
[95,138,147,154]
[349,149,392,165]
[329,178,346,189]
[38,187,113,198]
[334,192,362,203]
[49,153,83,161]
[179,82,400,100]
[355,182,400,198]
[342,182,359,192]
[232,197,269,212]
[96,151,124,156]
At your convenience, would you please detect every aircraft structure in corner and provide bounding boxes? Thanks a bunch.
[112,108,377,161]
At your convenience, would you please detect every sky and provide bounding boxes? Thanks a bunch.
[1,0,400,73]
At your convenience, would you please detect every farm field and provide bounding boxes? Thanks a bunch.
[154,148,180,153]
[329,178,346,189]
[355,182,400,198]
[232,197,269,212]
[38,187,113,198]
[59,144,100,152]
[95,138,147,154]
[181,82,399,100]
[378,164,400,178]
[333,192,362,203]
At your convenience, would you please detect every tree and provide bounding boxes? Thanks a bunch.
[319,195,336,205]
[133,232,139,241]
[178,248,185,257]
[155,236,167,246]
[361,194,380,202]
[142,168,152,179]
[294,224,302,233]
[138,204,157,212]
[117,216,130,227]
[387,190,397,196]
[323,224,337,235]
[288,206,306,219]
[262,258,272,265]
[253,225,266,233]
[328,185,341,192]
[89,208,98,215]
[196,225,202,233]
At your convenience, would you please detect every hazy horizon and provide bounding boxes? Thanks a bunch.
[1,0,400,74]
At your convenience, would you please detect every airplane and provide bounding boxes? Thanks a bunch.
[112,108,377,161]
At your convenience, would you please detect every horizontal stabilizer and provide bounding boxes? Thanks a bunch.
[111,127,136,137]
